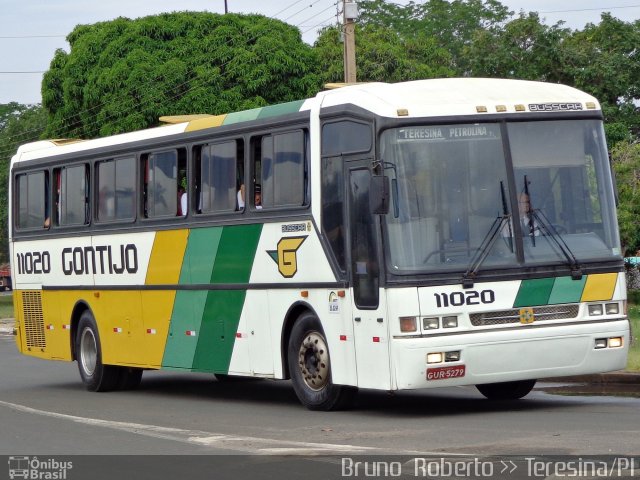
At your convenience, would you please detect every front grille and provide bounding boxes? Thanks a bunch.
[470,304,580,326]
[22,291,46,348]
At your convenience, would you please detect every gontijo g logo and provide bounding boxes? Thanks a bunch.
[267,236,307,278]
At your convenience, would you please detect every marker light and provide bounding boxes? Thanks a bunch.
[423,317,439,330]
[605,303,619,315]
[588,304,603,316]
[427,353,444,364]
[399,316,418,333]
[442,316,458,328]
[608,337,623,348]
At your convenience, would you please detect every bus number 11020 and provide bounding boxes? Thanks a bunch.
[434,290,495,308]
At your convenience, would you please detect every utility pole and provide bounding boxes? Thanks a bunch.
[224,0,228,14]
[343,0,358,83]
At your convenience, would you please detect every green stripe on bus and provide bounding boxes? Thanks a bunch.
[256,100,305,119]
[162,228,223,369]
[183,228,223,284]
[547,276,587,304]
[223,107,262,125]
[513,278,555,307]
[191,224,263,372]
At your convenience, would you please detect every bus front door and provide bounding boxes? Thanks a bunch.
[348,164,392,390]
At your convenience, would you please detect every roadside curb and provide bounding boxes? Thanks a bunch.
[0,317,14,335]
[547,371,640,384]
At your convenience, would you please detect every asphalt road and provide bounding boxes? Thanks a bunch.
[1,332,639,479]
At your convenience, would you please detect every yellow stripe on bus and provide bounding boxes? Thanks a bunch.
[184,114,227,132]
[146,230,189,285]
[580,273,618,302]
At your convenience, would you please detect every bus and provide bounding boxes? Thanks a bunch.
[10,78,629,410]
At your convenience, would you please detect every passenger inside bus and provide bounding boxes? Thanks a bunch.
[177,185,187,216]
[254,184,262,209]
[237,183,245,210]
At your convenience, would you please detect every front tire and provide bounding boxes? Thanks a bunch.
[76,310,120,392]
[476,379,536,400]
[288,312,357,410]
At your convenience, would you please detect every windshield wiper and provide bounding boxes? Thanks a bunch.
[523,176,583,280]
[462,181,512,288]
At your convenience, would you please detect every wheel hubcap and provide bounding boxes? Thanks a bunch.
[298,331,329,391]
[80,328,97,376]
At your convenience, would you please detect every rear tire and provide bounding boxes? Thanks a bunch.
[288,312,357,410]
[476,379,536,400]
[76,310,120,392]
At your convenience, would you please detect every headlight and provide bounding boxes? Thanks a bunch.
[423,317,439,330]
[605,303,619,315]
[442,316,458,328]
[588,304,603,316]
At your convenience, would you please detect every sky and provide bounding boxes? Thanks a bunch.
[1,0,639,105]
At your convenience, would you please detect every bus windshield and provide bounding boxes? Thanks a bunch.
[381,120,621,275]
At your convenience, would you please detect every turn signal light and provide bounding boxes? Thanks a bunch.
[399,316,418,333]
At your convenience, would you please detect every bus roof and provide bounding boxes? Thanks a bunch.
[12,78,599,164]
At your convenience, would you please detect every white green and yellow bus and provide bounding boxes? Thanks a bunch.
[10,78,629,410]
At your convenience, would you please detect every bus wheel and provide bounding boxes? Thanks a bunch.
[476,379,536,400]
[288,312,357,411]
[76,310,120,392]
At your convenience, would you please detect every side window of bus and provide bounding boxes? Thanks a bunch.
[321,157,346,271]
[194,139,244,214]
[321,120,372,156]
[253,130,307,210]
[142,148,187,218]
[53,164,89,227]
[96,157,136,222]
[16,171,49,229]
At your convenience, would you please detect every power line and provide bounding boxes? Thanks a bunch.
[268,0,307,19]
[0,71,46,74]
[0,35,66,39]
[539,4,640,14]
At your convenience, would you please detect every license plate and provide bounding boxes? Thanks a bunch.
[427,365,466,381]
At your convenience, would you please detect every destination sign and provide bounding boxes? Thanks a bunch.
[397,124,500,142]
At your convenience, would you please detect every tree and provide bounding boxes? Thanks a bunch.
[42,12,320,139]
[611,141,640,257]
[314,25,453,84]
[0,104,47,262]
[463,13,571,82]
[562,14,640,143]
[358,0,511,71]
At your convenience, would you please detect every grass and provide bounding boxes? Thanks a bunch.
[627,302,640,372]
[0,294,14,319]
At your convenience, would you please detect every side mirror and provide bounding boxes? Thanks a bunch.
[370,175,390,215]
